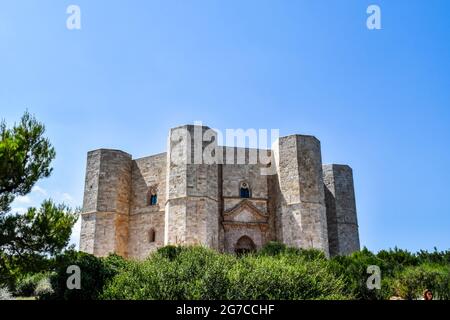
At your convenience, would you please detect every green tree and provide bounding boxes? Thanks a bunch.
[0,111,55,213]
[0,200,78,273]
[0,112,78,287]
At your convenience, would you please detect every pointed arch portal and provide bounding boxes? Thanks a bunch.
[234,235,256,255]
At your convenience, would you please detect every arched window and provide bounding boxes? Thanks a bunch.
[150,194,158,205]
[148,229,156,243]
[239,181,250,198]
[148,187,158,206]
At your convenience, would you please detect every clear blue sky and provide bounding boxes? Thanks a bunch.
[1,0,449,253]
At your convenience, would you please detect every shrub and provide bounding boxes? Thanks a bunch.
[15,273,50,297]
[227,254,348,299]
[0,286,12,300]
[330,248,387,300]
[330,248,450,300]
[42,250,127,300]
[258,241,287,256]
[258,242,326,261]
[376,247,419,274]
[102,246,234,300]
[102,246,349,300]
[416,249,450,265]
[285,247,327,261]
[34,277,54,297]
[156,245,184,261]
[393,264,450,300]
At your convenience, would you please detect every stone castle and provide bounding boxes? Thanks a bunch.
[80,124,360,259]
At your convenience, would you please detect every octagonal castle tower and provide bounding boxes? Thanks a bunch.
[80,124,360,258]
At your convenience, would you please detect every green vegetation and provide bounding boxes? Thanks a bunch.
[0,112,78,293]
[44,251,128,300]
[11,243,446,301]
[100,246,346,300]
[0,111,55,214]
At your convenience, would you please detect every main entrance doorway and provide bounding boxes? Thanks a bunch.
[234,235,256,255]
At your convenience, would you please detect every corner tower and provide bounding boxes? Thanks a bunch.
[80,149,132,257]
[323,164,360,256]
[273,135,329,255]
[164,125,220,249]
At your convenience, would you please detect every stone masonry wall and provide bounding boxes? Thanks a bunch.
[80,149,132,257]
[274,135,329,256]
[165,125,220,249]
[323,164,360,256]
[128,153,166,259]
[221,147,275,250]
[80,149,102,254]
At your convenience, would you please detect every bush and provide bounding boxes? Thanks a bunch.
[258,241,287,256]
[156,245,184,261]
[376,248,419,274]
[330,248,387,300]
[416,248,450,265]
[41,250,127,300]
[330,247,450,300]
[102,246,349,300]
[0,286,12,300]
[15,273,50,297]
[102,246,234,300]
[393,264,450,300]
[227,254,347,299]
[258,242,326,261]
[34,277,54,297]
[285,247,327,261]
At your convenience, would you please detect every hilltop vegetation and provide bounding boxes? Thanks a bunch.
[3,242,448,300]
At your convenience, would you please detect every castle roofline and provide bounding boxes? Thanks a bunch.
[278,133,320,141]
[170,123,213,131]
[323,163,353,171]
[87,148,132,158]
[133,151,167,162]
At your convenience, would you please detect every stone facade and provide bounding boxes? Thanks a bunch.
[80,124,360,258]
[323,164,360,256]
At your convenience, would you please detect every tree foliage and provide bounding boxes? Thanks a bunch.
[42,251,128,300]
[0,111,55,213]
[0,112,76,289]
[0,200,78,272]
